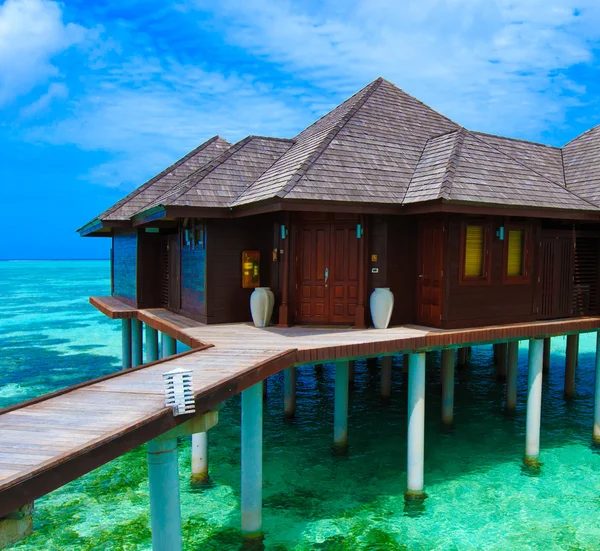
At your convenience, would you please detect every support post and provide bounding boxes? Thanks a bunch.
[145,325,159,363]
[191,432,209,485]
[506,341,519,414]
[403,354,409,375]
[496,342,507,382]
[121,319,132,370]
[406,352,426,499]
[380,356,392,400]
[334,361,350,452]
[241,382,263,540]
[283,367,296,418]
[543,337,551,373]
[131,319,143,367]
[348,360,355,385]
[147,438,182,551]
[0,504,33,549]
[457,347,468,367]
[441,349,454,426]
[161,333,177,358]
[524,339,543,467]
[565,334,578,400]
[594,332,600,445]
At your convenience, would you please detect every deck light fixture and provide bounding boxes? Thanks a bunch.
[163,367,195,416]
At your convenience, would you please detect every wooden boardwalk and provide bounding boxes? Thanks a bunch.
[1,295,600,517]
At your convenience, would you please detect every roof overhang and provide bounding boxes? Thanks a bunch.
[77,219,130,237]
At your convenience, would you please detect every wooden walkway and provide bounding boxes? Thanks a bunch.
[1,295,600,517]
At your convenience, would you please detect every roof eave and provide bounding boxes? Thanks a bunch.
[77,219,130,237]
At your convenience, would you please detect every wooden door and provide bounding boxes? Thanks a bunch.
[537,235,573,319]
[417,221,445,326]
[330,224,360,323]
[296,224,330,323]
[295,221,360,324]
[168,233,181,311]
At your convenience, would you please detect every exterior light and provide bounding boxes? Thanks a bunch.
[163,367,195,416]
[356,224,363,238]
[496,226,505,240]
[280,224,288,239]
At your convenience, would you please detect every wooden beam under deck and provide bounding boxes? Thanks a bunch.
[1,295,600,517]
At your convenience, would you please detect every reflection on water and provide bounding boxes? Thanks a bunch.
[2,261,600,550]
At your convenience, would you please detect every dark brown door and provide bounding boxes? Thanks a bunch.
[168,233,181,311]
[537,235,573,319]
[295,222,360,324]
[417,221,445,326]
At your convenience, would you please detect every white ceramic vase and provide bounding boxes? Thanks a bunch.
[370,287,394,329]
[250,287,274,328]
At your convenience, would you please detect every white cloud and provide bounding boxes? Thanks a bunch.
[0,0,87,106]
[20,81,68,117]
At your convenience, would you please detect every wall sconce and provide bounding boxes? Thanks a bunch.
[163,367,195,416]
[280,224,288,239]
[496,226,505,240]
[356,223,363,239]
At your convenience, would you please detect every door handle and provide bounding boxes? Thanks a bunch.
[418,274,424,278]
[325,268,329,287]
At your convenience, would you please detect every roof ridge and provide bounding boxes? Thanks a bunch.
[99,136,226,220]
[563,123,600,147]
[468,130,600,211]
[439,129,466,200]
[134,137,255,215]
[473,130,559,150]
[276,78,384,200]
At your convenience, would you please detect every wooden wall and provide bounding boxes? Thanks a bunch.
[205,214,279,324]
[112,230,137,307]
[180,239,207,321]
[443,215,538,328]
[136,231,163,309]
[368,215,418,325]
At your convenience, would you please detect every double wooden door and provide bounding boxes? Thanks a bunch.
[536,234,573,319]
[295,221,360,324]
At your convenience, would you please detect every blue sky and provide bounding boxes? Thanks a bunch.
[2,0,600,259]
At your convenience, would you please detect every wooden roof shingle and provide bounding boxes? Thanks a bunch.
[563,126,600,206]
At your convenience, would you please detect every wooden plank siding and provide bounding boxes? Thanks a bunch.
[111,229,137,307]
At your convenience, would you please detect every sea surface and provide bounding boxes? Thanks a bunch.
[2,260,600,550]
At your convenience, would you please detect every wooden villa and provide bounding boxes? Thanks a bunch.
[79,77,600,330]
[4,78,600,550]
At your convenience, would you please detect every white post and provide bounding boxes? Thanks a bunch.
[191,432,209,485]
[147,438,182,551]
[380,356,392,400]
[506,341,519,414]
[407,352,426,498]
[525,339,543,467]
[241,381,263,540]
[594,332,600,444]
[441,349,454,425]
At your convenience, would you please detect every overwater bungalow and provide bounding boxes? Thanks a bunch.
[3,77,600,550]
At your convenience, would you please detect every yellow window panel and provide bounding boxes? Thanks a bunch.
[507,229,524,277]
[465,225,484,277]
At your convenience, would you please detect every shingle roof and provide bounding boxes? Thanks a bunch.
[85,78,600,226]
[563,125,600,205]
[99,136,230,221]
[143,136,293,210]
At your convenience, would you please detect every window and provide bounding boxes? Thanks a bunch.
[460,222,490,285]
[503,225,530,283]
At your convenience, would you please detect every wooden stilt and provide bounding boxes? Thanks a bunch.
[496,343,508,382]
[506,341,518,414]
[565,334,578,400]
[381,356,392,400]
[441,349,455,425]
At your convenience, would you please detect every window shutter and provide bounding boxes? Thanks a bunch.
[507,229,524,277]
[464,225,485,277]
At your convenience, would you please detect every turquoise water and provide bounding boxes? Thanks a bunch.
[2,260,600,550]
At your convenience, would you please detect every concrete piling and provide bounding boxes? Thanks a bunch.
[334,361,350,452]
[406,353,426,499]
[565,334,578,400]
[283,367,296,418]
[441,349,455,426]
[191,432,209,485]
[121,319,132,370]
[506,341,519,414]
[524,339,543,468]
[131,319,143,367]
[145,325,159,363]
[380,356,392,400]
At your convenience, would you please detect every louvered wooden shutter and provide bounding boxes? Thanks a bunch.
[507,229,524,276]
[464,225,484,277]
[572,236,599,316]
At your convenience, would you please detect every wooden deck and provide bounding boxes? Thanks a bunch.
[1,296,600,517]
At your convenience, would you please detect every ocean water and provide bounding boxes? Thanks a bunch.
[2,260,600,550]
